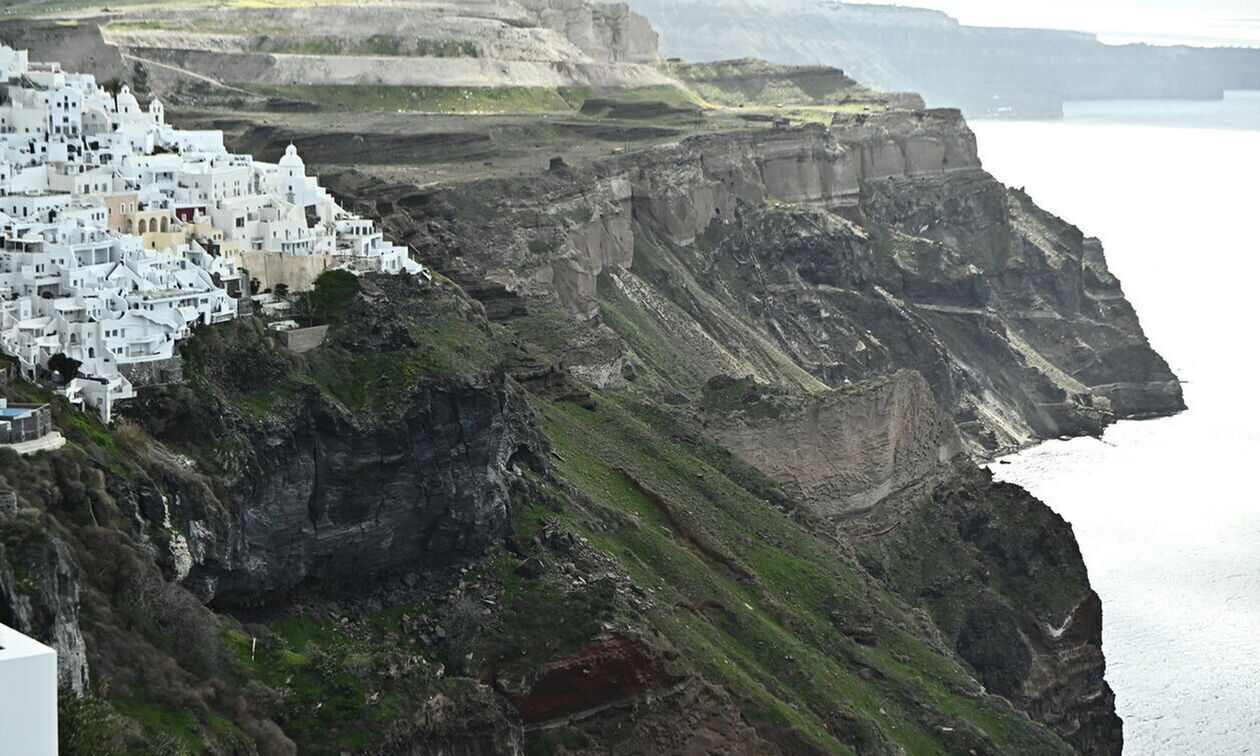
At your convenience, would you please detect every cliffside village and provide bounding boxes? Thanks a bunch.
[0,44,428,426]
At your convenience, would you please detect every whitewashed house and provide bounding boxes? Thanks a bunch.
[0,42,428,422]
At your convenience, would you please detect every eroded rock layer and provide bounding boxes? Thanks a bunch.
[317,110,1180,454]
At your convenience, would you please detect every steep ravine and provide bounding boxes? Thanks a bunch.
[0,103,1172,753]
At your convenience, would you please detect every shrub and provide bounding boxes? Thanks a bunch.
[48,353,82,382]
[299,270,360,325]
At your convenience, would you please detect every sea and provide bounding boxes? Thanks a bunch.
[970,90,1260,754]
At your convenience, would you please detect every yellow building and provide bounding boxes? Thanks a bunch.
[125,209,185,252]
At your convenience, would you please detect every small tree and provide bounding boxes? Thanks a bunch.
[300,270,360,325]
[131,61,150,95]
[47,353,82,383]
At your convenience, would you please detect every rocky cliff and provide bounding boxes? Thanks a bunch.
[624,0,1260,117]
[76,0,665,95]
[704,370,963,516]
[0,19,1177,755]
[1,268,1110,755]
[0,508,89,693]
[316,108,1180,454]
[851,466,1124,753]
[126,276,535,606]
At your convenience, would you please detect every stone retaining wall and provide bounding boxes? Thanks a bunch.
[281,325,329,354]
[118,356,184,387]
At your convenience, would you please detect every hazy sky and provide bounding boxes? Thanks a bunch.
[857,0,1260,46]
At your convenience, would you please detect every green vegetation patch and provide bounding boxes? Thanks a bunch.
[535,392,1073,754]
[662,57,878,108]
[221,609,433,754]
[232,82,706,117]
[296,269,359,325]
[233,83,575,113]
[699,374,788,419]
[250,34,479,57]
[563,83,706,112]
[167,277,502,437]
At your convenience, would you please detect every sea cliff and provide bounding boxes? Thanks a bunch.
[0,6,1182,753]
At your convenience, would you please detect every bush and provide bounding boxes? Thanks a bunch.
[48,353,82,382]
[59,693,129,756]
[299,270,360,325]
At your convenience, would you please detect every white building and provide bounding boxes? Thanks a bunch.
[0,43,429,422]
[0,623,58,756]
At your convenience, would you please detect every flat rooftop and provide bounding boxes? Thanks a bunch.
[0,623,54,663]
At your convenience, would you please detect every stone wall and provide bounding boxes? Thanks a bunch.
[230,250,331,293]
[280,325,329,354]
[119,356,184,387]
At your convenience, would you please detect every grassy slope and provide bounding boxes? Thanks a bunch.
[233,82,706,115]
[662,58,883,107]
[235,83,577,114]
[525,392,1071,754]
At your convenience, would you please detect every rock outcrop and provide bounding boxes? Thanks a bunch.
[499,632,681,723]
[0,520,89,693]
[706,370,963,516]
[128,380,525,605]
[116,277,536,606]
[0,20,128,83]
[853,467,1124,754]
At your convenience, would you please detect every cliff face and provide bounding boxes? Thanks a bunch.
[0,516,88,693]
[853,468,1123,753]
[320,108,1180,454]
[0,25,1170,751]
[519,0,659,63]
[127,380,525,605]
[118,277,534,606]
[623,0,1260,117]
[705,370,963,516]
[58,0,665,96]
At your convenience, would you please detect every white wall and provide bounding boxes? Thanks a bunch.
[0,623,58,756]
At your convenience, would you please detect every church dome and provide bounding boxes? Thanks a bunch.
[278,143,304,169]
[116,84,139,114]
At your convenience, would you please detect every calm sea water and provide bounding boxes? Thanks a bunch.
[972,91,1260,754]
